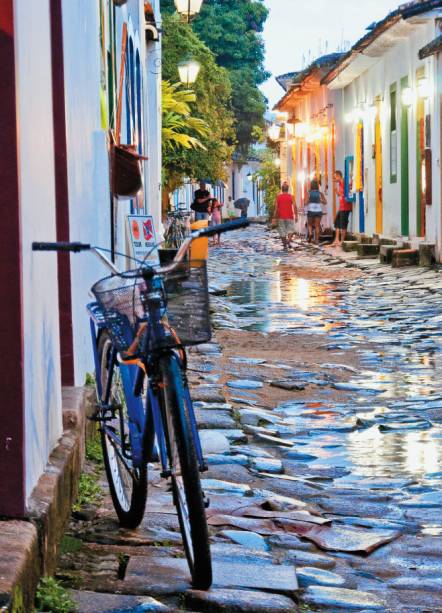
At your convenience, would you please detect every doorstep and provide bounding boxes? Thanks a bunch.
[0,386,94,612]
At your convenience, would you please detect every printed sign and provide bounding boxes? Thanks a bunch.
[126,215,158,264]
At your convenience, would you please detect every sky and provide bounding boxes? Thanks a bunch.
[261,0,397,109]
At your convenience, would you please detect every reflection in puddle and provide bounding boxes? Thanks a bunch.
[225,265,340,333]
[347,428,442,480]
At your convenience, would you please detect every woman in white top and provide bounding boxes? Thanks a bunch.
[306,179,327,244]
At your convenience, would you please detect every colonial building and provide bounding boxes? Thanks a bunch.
[274,0,442,258]
[323,0,442,254]
[273,54,345,231]
[0,0,161,516]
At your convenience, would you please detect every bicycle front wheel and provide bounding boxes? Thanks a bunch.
[159,353,212,589]
[98,332,147,528]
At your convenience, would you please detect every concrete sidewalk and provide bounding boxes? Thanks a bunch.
[0,387,93,612]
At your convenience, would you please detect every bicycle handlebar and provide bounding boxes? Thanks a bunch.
[32,241,91,252]
[196,218,250,237]
[32,219,251,275]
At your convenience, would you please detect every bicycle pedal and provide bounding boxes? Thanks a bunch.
[203,495,210,509]
[200,461,209,473]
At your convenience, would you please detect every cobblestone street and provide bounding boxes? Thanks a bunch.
[60,225,442,612]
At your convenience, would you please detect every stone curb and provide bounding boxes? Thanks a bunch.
[0,386,94,611]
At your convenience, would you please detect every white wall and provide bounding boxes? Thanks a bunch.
[341,18,440,246]
[62,0,112,385]
[145,0,163,238]
[225,161,262,217]
[14,0,63,499]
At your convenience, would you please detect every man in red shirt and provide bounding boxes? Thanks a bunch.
[273,182,298,251]
[332,170,352,246]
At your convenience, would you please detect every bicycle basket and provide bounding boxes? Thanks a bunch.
[159,259,211,349]
[91,274,146,350]
[91,260,211,351]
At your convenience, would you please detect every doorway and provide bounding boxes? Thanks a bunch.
[375,101,383,234]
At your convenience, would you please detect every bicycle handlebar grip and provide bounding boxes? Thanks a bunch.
[32,241,91,252]
[196,218,250,238]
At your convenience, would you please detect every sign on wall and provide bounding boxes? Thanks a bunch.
[126,215,158,264]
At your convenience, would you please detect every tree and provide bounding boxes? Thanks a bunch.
[161,0,269,153]
[161,14,235,199]
[254,149,280,220]
[162,81,209,151]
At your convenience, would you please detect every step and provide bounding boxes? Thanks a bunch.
[379,237,397,246]
[391,249,419,268]
[357,243,380,258]
[342,241,359,252]
[379,245,397,264]
[419,243,436,267]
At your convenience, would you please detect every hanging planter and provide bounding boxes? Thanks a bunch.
[110,23,148,199]
[113,0,128,6]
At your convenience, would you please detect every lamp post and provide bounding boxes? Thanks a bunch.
[178,58,201,86]
[174,0,204,22]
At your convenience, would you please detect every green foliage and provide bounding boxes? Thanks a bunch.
[254,149,281,219]
[72,473,102,512]
[84,372,95,386]
[162,14,235,193]
[59,536,83,555]
[162,81,209,151]
[161,0,269,152]
[85,438,103,467]
[35,577,77,613]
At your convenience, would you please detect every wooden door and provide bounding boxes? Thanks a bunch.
[375,105,383,234]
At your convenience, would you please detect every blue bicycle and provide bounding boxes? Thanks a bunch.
[33,218,249,589]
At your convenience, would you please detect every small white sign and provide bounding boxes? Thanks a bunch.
[126,215,158,264]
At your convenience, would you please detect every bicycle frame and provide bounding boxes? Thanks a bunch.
[87,269,206,477]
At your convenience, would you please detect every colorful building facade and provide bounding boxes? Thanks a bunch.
[274,1,442,257]
[0,0,161,516]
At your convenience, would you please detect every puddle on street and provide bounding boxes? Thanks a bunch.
[209,231,442,531]
[223,261,342,333]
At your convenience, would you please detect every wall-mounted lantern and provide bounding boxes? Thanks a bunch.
[246,172,253,182]
[267,124,281,141]
[178,58,201,85]
[174,0,204,22]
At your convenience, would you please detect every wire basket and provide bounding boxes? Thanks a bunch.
[91,260,211,351]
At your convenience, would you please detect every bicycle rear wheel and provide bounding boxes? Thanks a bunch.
[159,353,212,589]
[98,332,147,528]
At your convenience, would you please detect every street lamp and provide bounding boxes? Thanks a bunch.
[267,124,280,142]
[178,58,201,86]
[174,0,204,22]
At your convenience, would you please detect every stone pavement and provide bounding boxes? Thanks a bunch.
[58,225,442,612]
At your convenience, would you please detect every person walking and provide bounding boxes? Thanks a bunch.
[191,181,212,221]
[332,170,352,246]
[273,183,298,252]
[234,197,250,218]
[306,179,326,244]
[210,198,223,245]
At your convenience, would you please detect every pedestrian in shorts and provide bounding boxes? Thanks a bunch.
[273,183,298,252]
[306,178,327,244]
[332,170,352,246]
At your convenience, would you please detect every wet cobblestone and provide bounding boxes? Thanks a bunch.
[63,226,442,612]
